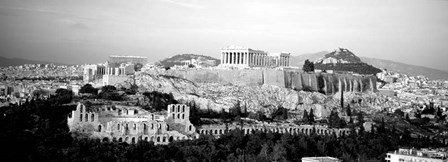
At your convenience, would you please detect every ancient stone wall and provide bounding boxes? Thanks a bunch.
[197,124,351,138]
[149,68,377,94]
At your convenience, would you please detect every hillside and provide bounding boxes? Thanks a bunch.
[0,56,68,67]
[158,54,220,67]
[314,48,382,75]
[289,51,448,80]
[361,57,448,80]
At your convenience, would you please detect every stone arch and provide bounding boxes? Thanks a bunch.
[117,124,120,130]
[157,136,160,142]
[143,124,148,134]
[189,125,192,131]
[91,114,94,122]
[169,136,174,142]
[98,125,102,132]
[182,106,185,112]
[144,136,148,141]
[103,137,109,142]
[182,114,185,119]
[118,137,123,142]
[131,137,136,144]
[219,129,223,134]
[214,129,218,134]
[162,136,166,142]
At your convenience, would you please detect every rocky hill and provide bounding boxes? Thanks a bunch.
[158,54,220,67]
[119,70,386,118]
[314,48,382,75]
[290,50,448,80]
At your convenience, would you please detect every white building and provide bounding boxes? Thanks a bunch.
[220,45,290,68]
[386,148,448,162]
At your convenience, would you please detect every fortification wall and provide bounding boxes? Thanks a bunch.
[151,68,377,94]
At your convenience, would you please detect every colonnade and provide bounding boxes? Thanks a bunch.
[220,52,290,67]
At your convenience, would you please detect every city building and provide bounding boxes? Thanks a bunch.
[220,45,290,68]
[301,156,342,162]
[386,148,448,162]
[67,102,198,145]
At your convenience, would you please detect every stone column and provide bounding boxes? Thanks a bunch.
[230,52,233,64]
[245,52,248,65]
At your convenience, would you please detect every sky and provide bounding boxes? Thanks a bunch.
[0,0,447,71]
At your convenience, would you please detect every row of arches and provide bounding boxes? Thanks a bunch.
[168,104,188,113]
[198,127,350,137]
[101,135,190,144]
[79,113,95,122]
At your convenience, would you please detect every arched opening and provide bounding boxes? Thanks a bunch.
[219,130,223,134]
[98,125,102,132]
[143,124,148,134]
[182,107,185,112]
[172,114,175,119]
[131,137,135,144]
[157,136,160,142]
[102,137,109,142]
[214,130,218,134]
[144,137,148,141]
[85,114,88,122]
[80,114,83,122]
[118,138,123,142]
[117,124,120,130]
[169,136,174,142]
[182,114,185,119]
[163,137,166,142]
[189,125,192,131]
[91,114,94,122]
[118,109,122,115]
[177,114,180,119]
[133,123,136,130]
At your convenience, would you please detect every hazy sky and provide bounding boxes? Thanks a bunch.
[0,0,447,71]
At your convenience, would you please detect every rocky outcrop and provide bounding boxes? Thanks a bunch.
[129,71,385,118]
[143,68,377,95]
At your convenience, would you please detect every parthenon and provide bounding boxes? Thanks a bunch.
[220,46,290,68]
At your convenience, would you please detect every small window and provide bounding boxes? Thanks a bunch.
[98,125,102,132]
[80,114,83,122]
[117,124,120,130]
[91,114,94,122]
[85,114,88,122]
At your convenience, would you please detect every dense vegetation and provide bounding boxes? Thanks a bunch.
[302,59,315,72]
[1,88,446,161]
[1,99,446,162]
[314,62,382,75]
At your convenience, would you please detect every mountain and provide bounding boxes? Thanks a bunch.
[289,51,328,68]
[158,54,220,67]
[360,57,448,80]
[0,56,68,67]
[290,50,448,80]
[313,48,382,75]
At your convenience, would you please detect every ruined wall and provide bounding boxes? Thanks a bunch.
[151,68,377,94]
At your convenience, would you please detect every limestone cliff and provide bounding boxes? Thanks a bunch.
[127,71,385,118]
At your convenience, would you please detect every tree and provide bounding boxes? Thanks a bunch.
[51,88,74,104]
[302,59,315,72]
[79,84,98,95]
[308,109,315,124]
[302,110,309,123]
[134,63,143,72]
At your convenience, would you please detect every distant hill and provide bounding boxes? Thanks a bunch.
[158,54,220,67]
[0,56,68,67]
[289,51,328,68]
[360,57,448,80]
[290,50,448,80]
[313,48,382,75]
